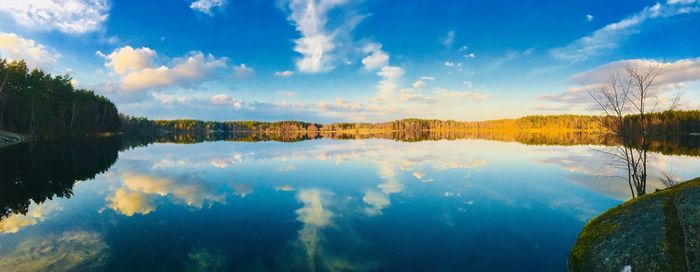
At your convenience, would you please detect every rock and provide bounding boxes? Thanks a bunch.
[569,177,700,272]
[0,130,25,148]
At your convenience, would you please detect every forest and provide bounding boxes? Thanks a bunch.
[121,112,700,136]
[0,59,120,137]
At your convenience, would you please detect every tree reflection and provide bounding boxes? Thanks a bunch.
[0,137,120,220]
[122,130,700,157]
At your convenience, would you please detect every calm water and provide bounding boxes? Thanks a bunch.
[1,135,698,271]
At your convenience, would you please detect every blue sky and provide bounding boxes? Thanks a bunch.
[0,0,699,122]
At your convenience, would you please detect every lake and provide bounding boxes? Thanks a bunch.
[1,134,698,271]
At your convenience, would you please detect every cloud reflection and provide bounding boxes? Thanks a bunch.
[0,202,62,233]
[295,188,333,272]
[106,172,229,216]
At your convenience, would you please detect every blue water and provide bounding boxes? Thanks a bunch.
[1,138,697,271]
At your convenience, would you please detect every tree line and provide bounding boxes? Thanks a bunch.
[1,58,698,141]
[121,113,699,135]
[0,59,119,137]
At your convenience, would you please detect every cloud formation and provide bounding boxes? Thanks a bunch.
[552,1,700,62]
[0,32,60,70]
[286,0,358,73]
[100,46,228,92]
[538,57,700,110]
[0,0,110,34]
[106,172,229,216]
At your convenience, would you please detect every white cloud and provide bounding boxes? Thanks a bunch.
[441,30,455,47]
[465,53,476,58]
[287,0,349,73]
[0,0,109,34]
[552,2,700,62]
[0,32,60,70]
[375,66,404,101]
[539,57,700,108]
[232,63,254,78]
[586,14,594,22]
[361,43,389,70]
[275,70,295,77]
[570,58,700,85]
[101,46,228,92]
[668,0,697,4]
[412,80,426,89]
[210,93,243,109]
[190,0,226,15]
[103,46,156,75]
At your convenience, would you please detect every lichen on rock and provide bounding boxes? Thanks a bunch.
[569,177,700,272]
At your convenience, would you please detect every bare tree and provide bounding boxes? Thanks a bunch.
[590,68,637,197]
[659,169,679,188]
[590,62,680,197]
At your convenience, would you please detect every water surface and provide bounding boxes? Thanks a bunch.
[0,135,698,271]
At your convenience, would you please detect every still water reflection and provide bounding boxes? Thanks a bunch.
[0,134,698,271]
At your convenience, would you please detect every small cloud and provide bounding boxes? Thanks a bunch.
[458,45,469,52]
[420,76,435,81]
[233,63,254,78]
[361,43,389,70]
[444,61,456,67]
[210,93,243,109]
[101,46,157,75]
[441,30,455,47]
[190,0,226,15]
[586,14,594,22]
[99,35,120,45]
[412,80,426,89]
[274,70,294,77]
[464,53,476,58]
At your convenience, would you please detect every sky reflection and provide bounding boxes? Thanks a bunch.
[1,139,698,271]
